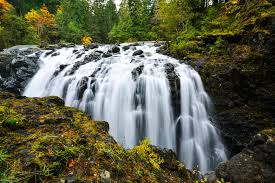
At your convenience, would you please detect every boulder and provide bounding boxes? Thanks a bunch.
[133,50,143,56]
[215,131,275,183]
[111,46,120,53]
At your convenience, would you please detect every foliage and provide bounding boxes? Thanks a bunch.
[8,0,60,15]
[82,36,93,46]
[25,5,55,41]
[208,37,228,55]
[0,0,11,18]
[91,0,118,43]
[109,0,154,42]
[131,138,164,170]
[55,0,91,43]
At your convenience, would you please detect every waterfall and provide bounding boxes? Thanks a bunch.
[24,43,227,172]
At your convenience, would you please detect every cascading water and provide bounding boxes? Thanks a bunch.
[24,43,227,172]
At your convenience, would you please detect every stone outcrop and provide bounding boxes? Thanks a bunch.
[215,130,275,183]
[0,46,41,95]
[0,92,193,182]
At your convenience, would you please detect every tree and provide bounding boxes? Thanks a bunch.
[155,0,193,40]
[56,0,91,43]
[108,0,133,42]
[0,0,12,19]
[109,0,154,42]
[25,4,55,41]
[90,0,118,43]
[8,0,61,16]
[0,13,39,49]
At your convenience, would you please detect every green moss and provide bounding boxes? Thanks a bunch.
[0,93,191,182]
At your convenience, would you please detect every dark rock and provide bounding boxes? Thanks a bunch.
[154,42,163,47]
[102,52,112,58]
[85,43,99,50]
[51,52,60,57]
[76,77,89,100]
[215,132,275,183]
[0,48,40,95]
[122,45,130,51]
[95,121,110,132]
[111,46,120,53]
[133,50,143,56]
[132,65,144,81]
[215,153,263,183]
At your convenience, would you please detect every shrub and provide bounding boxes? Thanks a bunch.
[131,138,164,170]
[82,36,93,46]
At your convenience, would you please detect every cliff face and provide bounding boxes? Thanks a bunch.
[163,0,275,156]
[0,92,192,182]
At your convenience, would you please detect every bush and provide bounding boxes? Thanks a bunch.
[130,138,164,170]
[0,14,39,49]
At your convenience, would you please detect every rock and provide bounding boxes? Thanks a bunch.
[0,48,40,95]
[215,131,275,183]
[51,52,60,57]
[215,153,263,183]
[85,43,99,50]
[102,52,112,58]
[131,65,144,81]
[204,171,217,183]
[133,50,143,56]
[0,92,193,182]
[95,121,110,132]
[122,45,130,51]
[111,46,120,53]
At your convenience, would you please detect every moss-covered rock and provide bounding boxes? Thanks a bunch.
[0,92,192,182]
[165,0,275,156]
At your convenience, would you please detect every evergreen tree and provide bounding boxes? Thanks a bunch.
[91,0,118,43]
[56,0,91,43]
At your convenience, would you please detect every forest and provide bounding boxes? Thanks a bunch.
[2,0,270,49]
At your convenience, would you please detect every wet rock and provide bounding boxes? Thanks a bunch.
[0,48,40,95]
[67,53,100,75]
[51,52,60,57]
[85,43,99,50]
[111,46,120,53]
[76,77,89,100]
[122,45,130,51]
[133,50,144,56]
[131,65,144,81]
[102,52,112,58]
[164,63,181,117]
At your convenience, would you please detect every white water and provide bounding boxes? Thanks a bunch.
[24,43,227,172]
